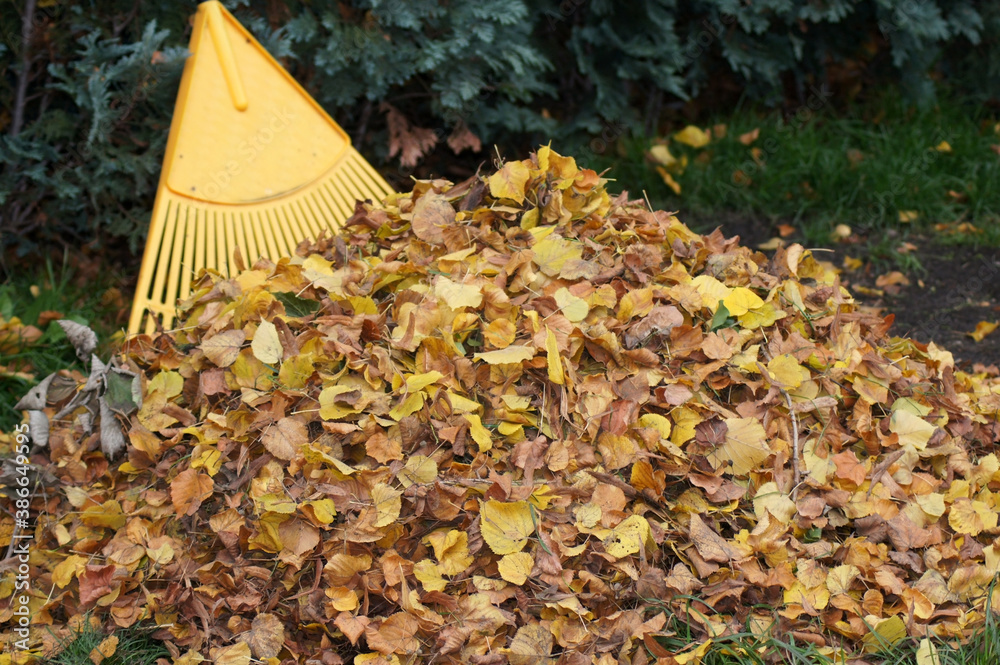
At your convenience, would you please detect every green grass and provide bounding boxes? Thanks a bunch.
[582,89,1000,250]
[0,255,123,432]
[41,621,167,665]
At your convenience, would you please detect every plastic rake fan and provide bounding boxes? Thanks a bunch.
[129,1,393,335]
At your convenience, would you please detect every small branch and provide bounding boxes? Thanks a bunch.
[10,0,38,137]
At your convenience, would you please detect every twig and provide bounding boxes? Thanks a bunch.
[10,0,38,137]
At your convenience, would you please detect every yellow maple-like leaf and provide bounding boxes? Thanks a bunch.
[480,500,535,555]
[722,287,764,316]
[371,483,402,528]
[545,327,564,385]
[474,345,536,365]
[674,125,711,148]
[488,160,531,203]
[497,552,534,585]
[948,498,998,536]
[766,353,810,389]
[969,321,999,342]
[889,409,935,450]
[602,514,652,559]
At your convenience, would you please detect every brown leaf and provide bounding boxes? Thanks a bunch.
[382,102,438,167]
[170,468,214,516]
[261,416,308,461]
[411,192,455,245]
[246,613,285,659]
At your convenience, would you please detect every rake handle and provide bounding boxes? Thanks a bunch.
[204,1,248,112]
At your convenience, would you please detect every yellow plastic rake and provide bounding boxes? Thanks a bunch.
[129,1,393,335]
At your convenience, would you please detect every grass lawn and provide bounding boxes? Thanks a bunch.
[586,90,1000,253]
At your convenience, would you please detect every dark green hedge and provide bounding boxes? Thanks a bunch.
[0,0,994,257]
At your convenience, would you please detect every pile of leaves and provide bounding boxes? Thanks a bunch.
[5,147,1000,665]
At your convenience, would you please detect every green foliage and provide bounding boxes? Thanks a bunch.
[0,0,993,257]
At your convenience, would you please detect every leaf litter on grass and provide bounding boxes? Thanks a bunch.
[3,146,1000,664]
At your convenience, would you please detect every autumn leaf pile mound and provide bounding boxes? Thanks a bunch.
[6,147,1000,665]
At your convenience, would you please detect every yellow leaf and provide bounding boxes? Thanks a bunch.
[898,210,919,223]
[638,413,671,439]
[251,320,283,364]
[413,559,447,592]
[405,371,443,392]
[673,640,712,665]
[497,552,534,585]
[301,499,337,524]
[389,391,425,421]
[426,529,474,575]
[722,287,764,316]
[89,635,118,665]
[553,287,589,322]
[766,353,810,389]
[464,413,493,452]
[483,319,517,348]
[752,482,796,522]
[473,345,536,365]
[889,410,935,450]
[915,493,945,518]
[170,469,214,517]
[707,417,770,476]
[532,234,583,277]
[934,141,952,153]
[545,327,564,385]
[200,330,246,367]
[325,586,359,612]
[948,498,998,536]
[371,483,402,528]
[969,321,999,342]
[691,275,731,312]
[649,144,679,168]
[670,407,703,446]
[674,125,711,148]
[211,642,251,665]
[602,514,652,559]
[52,554,87,588]
[488,160,530,203]
[657,167,682,195]
[434,276,483,310]
[506,623,553,665]
[862,616,907,654]
[397,455,437,488]
[278,353,315,389]
[915,638,940,665]
[480,500,535,555]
